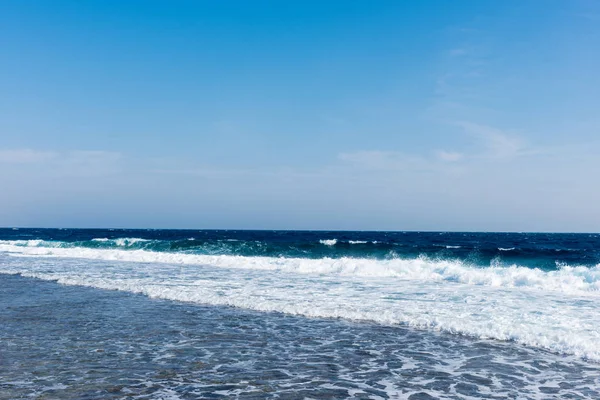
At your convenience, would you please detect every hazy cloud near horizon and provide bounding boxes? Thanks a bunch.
[1,137,598,232]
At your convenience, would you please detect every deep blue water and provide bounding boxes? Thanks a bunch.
[2,228,599,269]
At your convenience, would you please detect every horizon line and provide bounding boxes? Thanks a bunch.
[1,226,597,235]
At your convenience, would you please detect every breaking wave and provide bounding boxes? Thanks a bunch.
[2,234,600,362]
[0,240,599,294]
[319,239,338,246]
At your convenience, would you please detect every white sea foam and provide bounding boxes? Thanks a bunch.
[0,240,598,294]
[319,239,338,246]
[349,240,368,244]
[2,240,600,361]
[499,247,515,251]
[1,252,600,362]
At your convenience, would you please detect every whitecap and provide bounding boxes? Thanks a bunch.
[320,239,338,246]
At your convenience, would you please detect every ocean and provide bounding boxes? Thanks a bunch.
[1,228,599,399]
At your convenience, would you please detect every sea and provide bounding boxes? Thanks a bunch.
[1,228,599,399]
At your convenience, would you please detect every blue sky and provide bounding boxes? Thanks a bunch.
[1,1,599,231]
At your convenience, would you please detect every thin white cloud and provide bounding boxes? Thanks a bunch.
[0,149,58,163]
[336,150,467,177]
[436,150,463,162]
[61,150,122,165]
[0,148,122,175]
[336,120,542,178]
[338,151,429,171]
[454,121,530,159]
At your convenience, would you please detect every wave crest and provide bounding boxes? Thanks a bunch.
[319,239,338,246]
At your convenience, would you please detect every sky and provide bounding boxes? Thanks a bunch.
[1,0,599,231]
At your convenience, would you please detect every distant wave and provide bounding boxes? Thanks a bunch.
[319,239,338,246]
[322,239,375,245]
[7,238,154,248]
[91,237,150,246]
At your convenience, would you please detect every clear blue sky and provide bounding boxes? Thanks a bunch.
[1,0,599,231]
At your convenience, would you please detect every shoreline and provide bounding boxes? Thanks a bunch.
[2,274,599,399]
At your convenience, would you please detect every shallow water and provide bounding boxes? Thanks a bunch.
[1,274,599,399]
